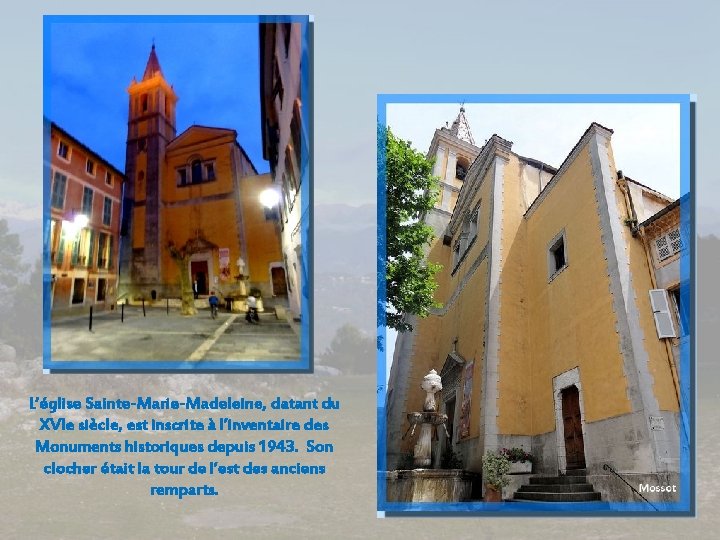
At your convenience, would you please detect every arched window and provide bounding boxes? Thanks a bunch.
[456,156,470,180]
[191,160,202,184]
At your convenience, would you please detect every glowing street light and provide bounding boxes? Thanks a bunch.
[259,187,280,209]
[62,212,89,241]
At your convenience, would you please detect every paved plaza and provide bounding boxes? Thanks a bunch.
[50,305,301,362]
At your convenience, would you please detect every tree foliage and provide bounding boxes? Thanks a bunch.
[380,126,441,332]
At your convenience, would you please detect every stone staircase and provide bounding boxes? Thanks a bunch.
[513,469,601,502]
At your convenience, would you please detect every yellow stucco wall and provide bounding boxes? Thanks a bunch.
[521,145,632,432]
[496,155,533,435]
[155,129,282,295]
[398,130,679,460]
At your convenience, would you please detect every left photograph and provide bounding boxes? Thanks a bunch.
[44,16,311,371]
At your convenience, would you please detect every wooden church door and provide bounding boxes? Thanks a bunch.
[561,385,586,470]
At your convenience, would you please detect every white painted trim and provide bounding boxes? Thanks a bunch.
[552,367,588,473]
[482,154,507,452]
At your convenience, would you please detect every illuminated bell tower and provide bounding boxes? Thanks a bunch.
[120,44,178,298]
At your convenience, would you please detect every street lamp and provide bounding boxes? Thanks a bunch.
[259,187,280,209]
[62,212,89,241]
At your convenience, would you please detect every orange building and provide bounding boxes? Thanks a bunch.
[119,45,283,302]
[48,122,125,313]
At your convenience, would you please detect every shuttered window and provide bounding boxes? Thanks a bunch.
[649,289,677,338]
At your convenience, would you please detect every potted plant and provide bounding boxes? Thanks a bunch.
[482,451,510,502]
[500,447,533,474]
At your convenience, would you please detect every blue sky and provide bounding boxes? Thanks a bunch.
[46,16,268,175]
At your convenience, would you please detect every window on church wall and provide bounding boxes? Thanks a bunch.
[177,168,187,186]
[137,138,146,152]
[191,160,203,184]
[654,227,683,263]
[456,157,469,181]
[452,241,461,269]
[141,93,149,112]
[467,204,480,243]
[205,162,215,181]
[547,230,568,281]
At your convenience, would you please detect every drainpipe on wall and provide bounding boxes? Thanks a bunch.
[618,177,682,410]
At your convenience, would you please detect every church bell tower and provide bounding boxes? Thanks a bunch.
[120,44,178,298]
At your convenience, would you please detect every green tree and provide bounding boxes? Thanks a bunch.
[380,125,441,332]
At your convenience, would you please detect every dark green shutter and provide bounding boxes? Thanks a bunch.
[55,237,65,265]
[87,230,95,268]
[107,236,113,270]
[71,237,80,265]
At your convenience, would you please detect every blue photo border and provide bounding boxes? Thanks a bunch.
[42,14,313,373]
[377,94,695,516]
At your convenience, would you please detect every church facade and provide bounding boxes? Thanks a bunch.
[119,46,283,302]
[386,110,687,500]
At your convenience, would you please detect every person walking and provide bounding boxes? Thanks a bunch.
[208,290,220,319]
[246,293,259,323]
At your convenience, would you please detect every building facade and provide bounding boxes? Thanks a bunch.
[119,45,283,302]
[260,22,308,320]
[386,113,686,500]
[48,122,124,314]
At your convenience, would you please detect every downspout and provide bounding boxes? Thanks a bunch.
[618,177,682,410]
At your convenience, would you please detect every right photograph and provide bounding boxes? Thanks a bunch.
[378,96,693,514]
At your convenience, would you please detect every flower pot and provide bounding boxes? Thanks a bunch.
[509,461,532,474]
[484,484,502,502]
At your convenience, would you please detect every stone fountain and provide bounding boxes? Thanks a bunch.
[386,369,478,502]
[405,369,449,467]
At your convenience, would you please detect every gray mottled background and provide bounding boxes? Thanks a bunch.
[1,0,718,538]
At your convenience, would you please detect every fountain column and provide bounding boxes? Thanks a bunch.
[413,369,442,468]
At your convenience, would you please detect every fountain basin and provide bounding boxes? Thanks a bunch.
[386,469,479,503]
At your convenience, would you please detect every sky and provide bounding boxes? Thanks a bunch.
[387,102,681,199]
[46,17,268,177]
